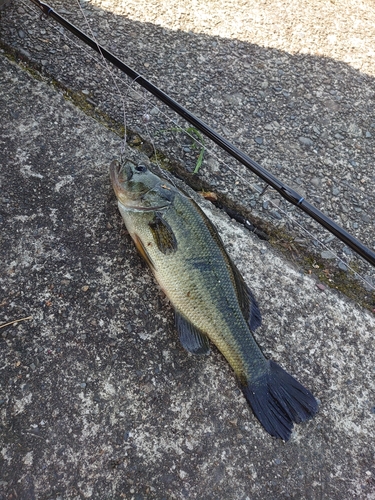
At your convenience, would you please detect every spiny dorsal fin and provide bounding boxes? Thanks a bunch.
[149,212,178,255]
[175,311,210,355]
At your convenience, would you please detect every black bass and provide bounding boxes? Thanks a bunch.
[110,159,318,441]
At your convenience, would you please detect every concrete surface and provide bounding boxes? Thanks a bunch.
[1,0,375,499]
[1,52,375,499]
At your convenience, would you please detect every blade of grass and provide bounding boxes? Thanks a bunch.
[0,316,33,329]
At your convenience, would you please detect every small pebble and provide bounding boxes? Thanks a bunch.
[361,213,370,223]
[324,235,335,244]
[19,48,31,58]
[270,210,282,220]
[321,250,335,259]
[311,177,322,188]
[299,137,313,146]
[338,262,348,272]
[255,137,263,145]
[86,98,97,107]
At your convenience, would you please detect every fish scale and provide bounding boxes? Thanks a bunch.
[111,159,318,440]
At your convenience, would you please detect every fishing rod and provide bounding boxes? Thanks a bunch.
[29,0,375,269]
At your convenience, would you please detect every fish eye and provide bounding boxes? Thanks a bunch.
[135,165,147,173]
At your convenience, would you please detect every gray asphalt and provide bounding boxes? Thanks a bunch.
[1,1,375,499]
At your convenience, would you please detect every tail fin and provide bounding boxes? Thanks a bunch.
[241,360,318,441]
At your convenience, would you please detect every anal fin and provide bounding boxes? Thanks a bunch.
[175,311,210,355]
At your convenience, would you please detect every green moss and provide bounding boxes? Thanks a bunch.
[269,232,374,313]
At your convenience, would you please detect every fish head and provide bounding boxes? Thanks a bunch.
[110,159,174,211]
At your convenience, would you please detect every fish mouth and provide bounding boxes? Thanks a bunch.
[110,159,140,203]
[117,200,170,212]
[110,160,126,198]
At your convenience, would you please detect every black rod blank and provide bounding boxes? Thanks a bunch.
[29,0,375,268]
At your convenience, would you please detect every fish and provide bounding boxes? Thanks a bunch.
[110,158,318,441]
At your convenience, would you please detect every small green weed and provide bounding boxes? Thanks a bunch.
[157,125,205,173]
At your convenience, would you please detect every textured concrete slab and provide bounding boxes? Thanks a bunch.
[1,53,375,499]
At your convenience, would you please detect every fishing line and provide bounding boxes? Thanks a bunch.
[23,0,251,185]
[142,115,179,187]
[21,0,375,290]
[39,2,250,188]
[55,1,178,185]
[255,193,375,291]
[26,0,374,270]
[74,0,129,158]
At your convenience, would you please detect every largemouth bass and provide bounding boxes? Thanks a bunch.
[110,159,318,441]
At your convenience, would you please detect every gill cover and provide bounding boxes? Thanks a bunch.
[110,159,175,211]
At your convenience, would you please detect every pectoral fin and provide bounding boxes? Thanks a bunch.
[175,311,210,355]
[149,213,178,255]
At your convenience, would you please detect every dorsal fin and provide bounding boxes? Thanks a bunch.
[228,259,262,331]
